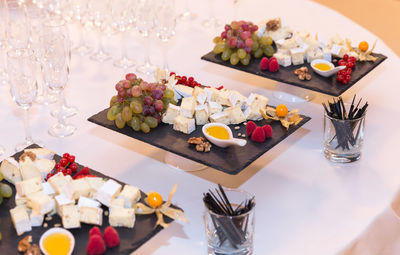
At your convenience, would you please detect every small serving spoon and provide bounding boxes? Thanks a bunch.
[311,59,346,77]
[202,123,247,148]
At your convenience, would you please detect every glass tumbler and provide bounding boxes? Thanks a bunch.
[204,189,255,255]
[323,113,366,163]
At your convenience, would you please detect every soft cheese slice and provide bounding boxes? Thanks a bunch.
[72,178,91,201]
[77,196,101,209]
[80,206,103,226]
[180,97,196,118]
[0,157,21,184]
[61,204,80,229]
[225,106,246,124]
[195,104,209,125]
[174,84,193,98]
[95,179,122,207]
[193,86,207,105]
[27,191,55,215]
[208,101,223,115]
[173,115,196,134]
[30,210,43,227]
[35,158,56,180]
[290,47,305,65]
[55,193,75,217]
[86,177,106,199]
[162,104,180,125]
[118,185,141,208]
[24,148,55,160]
[10,206,32,236]
[48,172,74,200]
[210,112,230,125]
[42,182,56,197]
[15,177,42,197]
[109,208,136,228]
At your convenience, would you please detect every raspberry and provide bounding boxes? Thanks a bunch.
[89,226,102,238]
[246,121,257,136]
[259,57,269,71]
[269,60,279,72]
[86,234,106,255]
[104,226,120,248]
[269,57,277,62]
[251,126,265,143]
[262,125,273,138]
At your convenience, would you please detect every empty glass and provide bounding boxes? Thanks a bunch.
[41,34,76,137]
[6,0,30,49]
[7,48,40,151]
[70,0,92,56]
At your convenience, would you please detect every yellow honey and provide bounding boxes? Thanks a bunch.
[313,63,332,71]
[206,126,230,140]
[43,232,72,255]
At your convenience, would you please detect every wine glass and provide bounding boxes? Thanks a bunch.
[88,0,112,62]
[179,0,196,21]
[7,48,41,151]
[6,0,30,49]
[135,0,156,77]
[43,18,78,118]
[110,0,135,69]
[70,0,92,56]
[201,0,221,28]
[41,34,76,137]
[154,0,176,73]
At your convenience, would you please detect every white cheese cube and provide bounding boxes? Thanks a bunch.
[30,210,43,227]
[24,148,55,160]
[331,44,345,58]
[273,52,292,67]
[180,97,196,118]
[174,84,193,98]
[10,206,32,236]
[290,48,305,65]
[225,106,246,124]
[204,87,219,102]
[0,157,21,184]
[110,198,125,209]
[15,177,43,197]
[109,208,136,228]
[80,206,103,226]
[27,191,55,215]
[194,104,209,125]
[162,104,180,125]
[95,179,122,207]
[48,172,74,200]
[275,38,285,47]
[15,193,27,206]
[61,204,80,229]
[118,185,141,208]
[208,102,223,115]
[323,48,332,62]
[173,115,196,134]
[77,196,101,209]
[34,158,55,180]
[306,47,323,63]
[210,112,230,125]
[42,182,56,197]
[193,86,207,105]
[215,89,231,106]
[244,93,269,120]
[72,178,91,201]
[55,193,75,216]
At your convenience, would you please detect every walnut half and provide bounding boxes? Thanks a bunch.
[187,137,212,152]
[18,235,32,253]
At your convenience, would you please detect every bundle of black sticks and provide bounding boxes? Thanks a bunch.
[322,95,368,150]
[203,184,255,249]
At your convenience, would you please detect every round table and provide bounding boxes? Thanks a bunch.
[1,0,399,254]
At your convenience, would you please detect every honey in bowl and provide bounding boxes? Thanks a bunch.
[313,63,332,71]
[43,232,72,255]
[206,126,230,140]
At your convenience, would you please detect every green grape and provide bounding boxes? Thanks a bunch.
[140,122,150,133]
[265,36,273,46]
[131,116,141,132]
[260,36,269,47]
[221,48,232,61]
[237,49,247,60]
[109,96,118,107]
[263,45,275,57]
[251,33,258,42]
[107,105,121,121]
[0,183,12,198]
[230,52,239,65]
[251,40,259,52]
[145,116,158,128]
[0,172,3,182]
[131,97,143,105]
[0,232,2,241]
[115,113,126,129]
[130,101,143,114]
[253,48,263,58]
[213,43,226,54]
[163,88,174,99]
[213,36,223,44]
[240,54,251,66]
[122,106,133,122]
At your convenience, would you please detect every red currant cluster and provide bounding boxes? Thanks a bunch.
[46,153,92,180]
[170,72,202,88]
[336,54,357,84]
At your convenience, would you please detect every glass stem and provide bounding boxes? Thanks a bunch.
[57,91,66,126]
[121,31,127,60]
[162,40,169,71]
[24,107,33,144]
[99,30,106,54]
[144,35,151,66]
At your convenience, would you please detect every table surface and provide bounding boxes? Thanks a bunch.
[1,0,399,254]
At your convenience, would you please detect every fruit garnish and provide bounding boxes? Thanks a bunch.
[104,226,120,248]
[275,104,288,118]
[358,41,369,52]
[335,54,357,84]
[89,227,102,238]
[260,107,303,130]
[86,234,106,255]
[147,192,163,208]
[259,57,269,71]
[268,59,279,72]
[262,125,273,138]
[73,166,90,179]
[246,121,257,136]
[251,126,265,143]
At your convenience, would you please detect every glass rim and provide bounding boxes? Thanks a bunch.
[204,188,255,218]
[7,48,33,58]
[324,111,366,122]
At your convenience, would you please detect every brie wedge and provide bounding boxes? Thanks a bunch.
[61,204,80,229]
[195,104,209,125]
[24,148,55,160]
[225,106,246,124]
[10,206,32,236]
[27,191,55,215]
[30,210,44,227]
[173,115,196,134]
[72,178,91,201]
[162,104,181,125]
[174,84,193,98]
[77,196,101,209]
[210,112,230,125]
[48,172,74,200]
[55,193,75,216]
[35,158,56,180]
[109,208,136,228]
[80,206,103,226]
[180,97,196,118]
[118,185,141,208]
[15,177,43,197]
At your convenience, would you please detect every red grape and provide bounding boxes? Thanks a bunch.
[237,40,245,49]
[152,89,163,100]
[241,23,249,31]
[131,85,142,97]
[148,83,157,92]
[229,36,237,48]
[224,24,230,31]
[125,73,136,81]
[142,105,150,116]
[245,38,253,47]
[154,100,164,112]
[144,96,153,106]
[149,106,155,115]
[123,80,131,89]
[338,60,347,66]
[244,46,251,54]
[153,112,161,124]
[158,84,166,91]
[343,54,349,61]
[140,81,149,91]
[221,31,227,39]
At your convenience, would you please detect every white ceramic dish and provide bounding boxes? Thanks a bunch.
[202,123,247,148]
[310,59,346,77]
[39,227,75,255]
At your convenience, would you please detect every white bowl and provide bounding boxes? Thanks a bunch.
[39,227,75,255]
[202,123,246,148]
[310,59,346,77]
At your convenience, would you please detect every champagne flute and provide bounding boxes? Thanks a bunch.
[7,48,41,151]
[6,0,30,49]
[70,0,92,56]
[110,0,135,69]
[135,0,156,77]
[41,34,76,137]
[154,0,176,73]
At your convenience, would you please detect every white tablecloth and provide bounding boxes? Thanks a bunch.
[1,0,399,254]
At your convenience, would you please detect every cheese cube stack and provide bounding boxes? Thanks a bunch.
[10,206,32,235]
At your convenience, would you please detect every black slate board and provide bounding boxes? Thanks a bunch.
[88,108,311,175]
[0,144,177,255]
[201,51,387,97]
